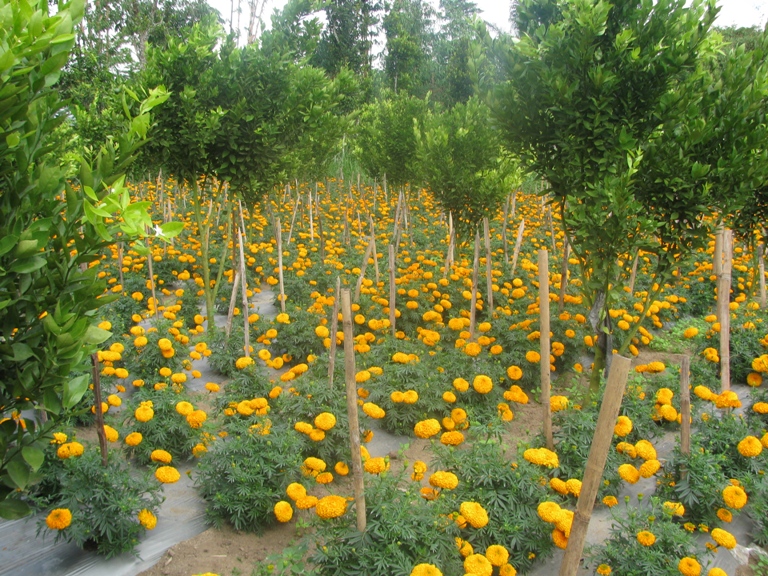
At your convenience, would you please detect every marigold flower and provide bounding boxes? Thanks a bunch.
[410,563,443,576]
[618,464,640,484]
[46,508,72,530]
[464,554,493,576]
[440,431,464,446]
[452,377,469,392]
[485,544,509,567]
[414,419,441,439]
[525,350,541,363]
[663,501,685,516]
[455,537,473,557]
[151,449,172,464]
[135,405,154,422]
[566,478,582,497]
[635,439,657,461]
[57,441,84,459]
[459,501,489,528]
[552,528,568,549]
[711,527,737,549]
[315,495,347,519]
[274,500,293,523]
[708,568,727,576]
[596,564,612,576]
[723,485,747,509]
[334,462,349,476]
[537,501,562,523]
[205,382,220,393]
[737,435,763,457]
[746,372,762,386]
[135,508,157,530]
[362,402,385,419]
[176,401,194,416]
[637,530,656,546]
[602,495,618,508]
[314,412,337,431]
[186,410,207,428]
[524,447,559,468]
[678,557,701,576]
[550,395,568,412]
[364,457,389,474]
[550,477,568,495]
[472,374,493,394]
[639,459,661,478]
[192,443,207,457]
[716,508,733,523]
[614,415,633,437]
[155,466,180,484]
[429,471,459,490]
[50,432,67,444]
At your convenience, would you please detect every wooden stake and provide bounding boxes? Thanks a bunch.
[539,249,553,450]
[680,356,691,464]
[354,231,376,303]
[146,238,159,320]
[719,230,733,391]
[714,226,723,278]
[758,234,766,309]
[225,271,240,337]
[341,288,367,532]
[237,224,250,357]
[483,217,494,312]
[328,277,341,387]
[469,231,480,341]
[117,242,125,290]
[389,244,396,336]
[558,241,570,313]
[276,218,286,314]
[369,215,380,287]
[502,195,510,265]
[559,355,632,576]
[511,190,517,219]
[444,212,455,276]
[511,219,525,275]
[286,194,300,246]
[316,193,325,260]
[90,353,109,466]
[628,251,640,296]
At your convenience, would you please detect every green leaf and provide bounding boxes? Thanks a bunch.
[5,132,20,147]
[84,325,111,345]
[0,497,31,520]
[160,221,185,238]
[12,343,34,362]
[6,459,29,490]
[9,256,46,274]
[0,235,18,256]
[63,374,90,409]
[21,446,44,472]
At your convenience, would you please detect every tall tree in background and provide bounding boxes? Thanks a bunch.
[382,0,434,97]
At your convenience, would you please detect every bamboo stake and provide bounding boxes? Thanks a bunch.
[354,232,376,303]
[628,251,640,295]
[511,219,525,275]
[680,356,691,467]
[237,225,250,357]
[309,188,314,241]
[714,226,723,278]
[502,195,510,265]
[719,230,733,391]
[539,249,553,450]
[389,244,397,336]
[369,215,380,287]
[444,212,455,276]
[558,241,570,313]
[341,288,367,532]
[469,231,480,341]
[483,217,494,312]
[511,190,517,219]
[328,277,341,387]
[90,353,109,466]
[559,355,632,576]
[225,271,240,337]
[758,234,766,309]
[146,238,159,320]
[316,193,325,260]
[276,218,286,314]
[286,194,300,245]
[117,243,125,290]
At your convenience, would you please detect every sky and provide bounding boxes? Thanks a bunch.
[207,0,768,48]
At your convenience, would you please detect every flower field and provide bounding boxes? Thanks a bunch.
[15,176,768,576]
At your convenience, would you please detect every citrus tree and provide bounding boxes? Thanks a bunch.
[0,0,173,517]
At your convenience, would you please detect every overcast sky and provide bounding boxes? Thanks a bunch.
[208,0,768,47]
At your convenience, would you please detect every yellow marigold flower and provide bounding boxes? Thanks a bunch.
[614,415,633,437]
[596,564,612,576]
[525,350,541,363]
[138,509,157,530]
[499,563,517,576]
[566,478,582,497]
[678,557,701,576]
[694,385,715,401]
[158,338,173,351]
[176,401,194,416]
[524,447,559,468]
[57,441,84,459]
[315,325,329,338]
[659,404,678,422]
[205,382,220,393]
[355,370,371,383]
[316,471,333,484]
[637,530,656,546]
[410,563,443,576]
[441,431,464,446]
[618,464,640,484]
[683,327,699,338]
[186,410,207,429]
[274,501,293,523]
[50,432,67,444]
[314,412,337,431]
[472,374,493,394]
[656,388,674,405]
[663,501,685,516]
[464,554,492,576]
[459,501,489,528]
[295,494,319,509]
[716,508,733,523]
[155,466,181,484]
[737,435,763,457]
[420,486,439,500]
[334,462,349,476]
[403,390,419,404]
[102,425,118,442]
[550,477,568,495]
[286,483,307,501]
[364,456,389,474]
[429,471,459,490]
[747,372,763,387]
[639,459,661,478]
[362,402,385,419]
[484,544,509,567]
[46,508,72,530]
[235,356,254,370]
[722,485,747,509]
[537,501,562,523]
[602,495,618,508]
[555,509,574,537]
[453,377,469,392]
[414,419,441,439]
[504,385,529,404]
[304,457,326,472]
[635,439,657,461]
[714,390,741,409]
[150,449,172,464]
[315,495,347,519]
[192,443,207,457]
[550,395,568,412]
[552,528,569,549]
[711,527,737,549]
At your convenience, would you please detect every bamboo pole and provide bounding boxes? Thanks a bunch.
[369,215,380,287]
[539,249,553,450]
[117,243,125,290]
[483,217,494,312]
[758,234,766,309]
[510,219,525,275]
[328,277,341,387]
[558,241,570,313]
[316,192,325,261]
[680,356,691,469]
[389,244,397,336]
[276,218,286,314]
[354,231,376,303]
[146,238,159,320]
[286,193,300,245]
[511,190,517,219]
[309,188,314,241]
[341,288,367,532]
[444,212,455,276]
[559,355,632,576]
[502,195,510,265]
[90,353,109,466]
[237,224,250,357]
[225,271,240,337]
[469,231,480,341]
[714,226,723,278]
[628,251,640,296]
[719,230,733,391]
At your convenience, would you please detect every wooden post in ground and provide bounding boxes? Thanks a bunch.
[511,190,517,219]
[444,212,455,276]
[502,195,510,265]
[483,217,494,313]
[225,271,240,337]
[558,241,570,313]
[354,230,376,303]
[146,238,159,320]
[316,193,325,261]
[628,251,640,295]
[117,243,125,290]
[758,233,766,309]
[719,230,733,391]
[90,353,109,466]
[341,288,367,532]
[389,244,397,336]
[511,219,526,275]
[680,356,691,479]
[559,355,632,576]
[286,193,300,245]
[309,188,314,241]
[276,218,286,314]
[539,249,553,450]
[237,224,250,357]
[714,226,724,278]
[328,277,341,388]
[469,230,480,341]
[368,216,380,287]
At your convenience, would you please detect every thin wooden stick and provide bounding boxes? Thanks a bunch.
[680,356,691,471]
[354,231,376,303]
[469,230,480,341]
[341,288,367,532]
[286,194,300,245]
[714,226,723,278]
[628,251,640,295]
[510,190,517,219]
[146,238,159,320]
[539,249,553,450]
[483,217,494,312]
[276,218,286,314]
[117,243,125,290]
[719,230,733,391]
[369,215,380,287]
[328,277,341,387]
[90,353,109,466]
[502,195,510,265]
[389,244,396,336]
[237,224,250,357]
[558,241,570,313]
[225,271,240,337]
[758,233,766,309]
[511,219,525,275]
[559,355,632,576]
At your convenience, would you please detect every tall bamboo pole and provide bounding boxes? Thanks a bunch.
[483,217,494,312]
[237,224,250,357]
[719,230,733,391]
[627,251,640,295]
[559,355,632,576]
[511,219,526,275]
[758,234,766,309]
[539,249,553,450]
[680,356,691,475]
[328,277,341,387]
[558,241,570,313]
[389,244,397,336]
[276,218,286,314]
[225,271,240,337]
[90,354,109,466]
[341,289,366,532]
[469,231,480,341]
